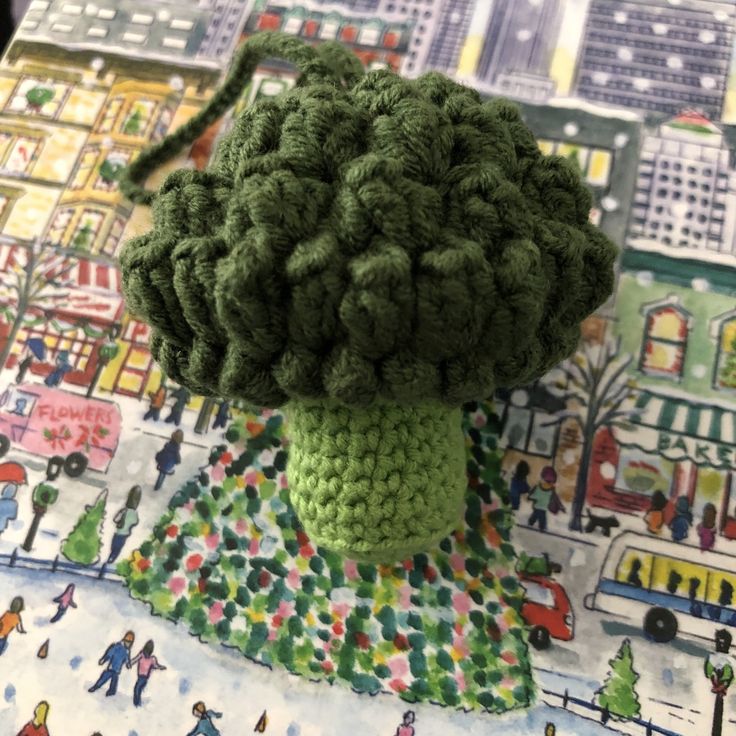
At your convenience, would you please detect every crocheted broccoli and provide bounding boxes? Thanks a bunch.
[120,32,617,561]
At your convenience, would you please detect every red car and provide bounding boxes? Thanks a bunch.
[520,574,574,650]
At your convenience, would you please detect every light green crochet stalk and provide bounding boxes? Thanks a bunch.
[287,400,466,561]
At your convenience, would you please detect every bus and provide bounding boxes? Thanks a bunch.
[584,531,736,644]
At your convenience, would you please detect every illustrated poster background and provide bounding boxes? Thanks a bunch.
[1,1,735,734]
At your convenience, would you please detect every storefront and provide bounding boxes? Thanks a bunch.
[589,389,736,537]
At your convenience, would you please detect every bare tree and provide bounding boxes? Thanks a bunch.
[0,236,74,370]
[543,338,639,532]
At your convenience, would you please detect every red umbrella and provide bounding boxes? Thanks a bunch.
[0,462,27,484]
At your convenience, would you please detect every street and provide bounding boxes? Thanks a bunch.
[515,522,733,735]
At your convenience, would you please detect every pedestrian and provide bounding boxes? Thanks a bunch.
[165,386,190,426]
[130,639,166,707]
[44,350,71,388]
[669,495,693,542]
[187,701,223,736]
[705,629,734,736]
[211,400,231,430]
[0,483,19,535]
[143,381,167,422]
[644,490,668,535]
[395,710,416,736]
[88,631,135,697]
[107,485,141,564]
[154,430,183,491]
[50,583,77,623]
[16,701,50,736]
[0,596,26,655]
[528,466,559,532]
[698,502,718,552]
[508,460,530,511]
[15,349,33,384]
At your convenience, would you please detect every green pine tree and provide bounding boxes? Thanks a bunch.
[565,147,582,174]
[596,638,641,719]
[123,107,143,135]
[719,334,736,389]
[25,85,54,112]
[72,221,93,250]
[61,489,107,565]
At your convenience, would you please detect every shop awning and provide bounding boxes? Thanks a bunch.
[613,391,736,470]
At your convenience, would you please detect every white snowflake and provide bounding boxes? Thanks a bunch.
[692,277,710,292]
[670,202,689,218]
[652,23,668,35]
[601,195,619,212]
[614,11,627,23]
[169,75,185,92]
[449,10,461,24]
[563,121,579,136]
[614,132,630,148]
[633,78,651,91]
[600,462,616,481]
[701,75,717,90]
[636,271,653,286]
[617,47,633,62]
[89,56,104,72]
[667,0,682,5]
[691,364,708,378]
[563,449,576,465]
[592,71,610,86]
[667,56,683,70]
[510,389,529,407]
[516,29,532,42]
[714,10,730,22]
[158,9,171,21]
[699,30,716,44]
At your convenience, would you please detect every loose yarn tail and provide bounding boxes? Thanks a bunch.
[119,31,364,206]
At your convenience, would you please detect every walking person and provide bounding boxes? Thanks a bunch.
[211,400,231,430]
[15,348,33,384]
[164,386,190,426]
[16,701,50,736]
[0,596,26,656]
[698,503,718,552]
[508,460,530,511]
[0,462,27,537]
[44,350,71,388]
[154,430,183,491]
[528,466,560,533]
[644,490,668,535]
[395,710,416,736]
[669,495,693,542]
[107,485,141,564]
[88,631,135,697]
[130,639,166,707]
[143,381,167,422]
[187,701,223,736]
[50,583,77,623]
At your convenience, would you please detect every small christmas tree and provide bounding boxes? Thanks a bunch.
[596,638,641,719]
[123,107,143,135]
[61,489,107,565]
[26,85,54,112]
[719,334,736,389]
[72,221,94,250]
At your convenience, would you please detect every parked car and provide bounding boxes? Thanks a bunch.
[520,573,574,650]
[0,383,121,476]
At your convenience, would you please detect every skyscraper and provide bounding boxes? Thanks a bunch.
[475,0,563,90]
[424,0,476,74]
[575,0,736,118]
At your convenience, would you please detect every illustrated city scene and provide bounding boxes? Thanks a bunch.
[1,0,736,734]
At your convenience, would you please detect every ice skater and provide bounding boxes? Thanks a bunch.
[50,583,77,623]
[0,596,26,656]
[130,639,166,707]
[88,631,135,697]
[154,430,183,491]
[187,701,223,736]
[16,701,50,736]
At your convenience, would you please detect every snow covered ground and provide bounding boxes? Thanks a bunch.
[0,565,630,736]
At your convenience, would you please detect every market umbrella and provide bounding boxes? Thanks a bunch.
[0,462,27,484]
[26,338,46,361]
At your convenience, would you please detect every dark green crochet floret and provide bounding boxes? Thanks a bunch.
[119,32,617,561]
[120,33,616,408]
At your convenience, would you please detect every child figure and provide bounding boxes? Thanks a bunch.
[698,502,717,552]
[395,711,416,736]
[644,490,668,535]
[528,466,558,532]
[50,583,77,623]
[130,639,166,707]
[509,460,530,511]
[16,701,50,736]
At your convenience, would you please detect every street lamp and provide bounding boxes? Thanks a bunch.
[705,628,734,736]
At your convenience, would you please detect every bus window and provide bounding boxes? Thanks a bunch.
[616,550,653,588]
[651,556,706,600]
[706,571,736,609]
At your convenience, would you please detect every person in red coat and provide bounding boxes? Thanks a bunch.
[16,701,50,736]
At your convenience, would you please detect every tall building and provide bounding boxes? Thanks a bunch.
[627,111,736,260]
[11,0,253,66]
[424,0,476,75]
[575,0,736,118]
[476,0,563,86]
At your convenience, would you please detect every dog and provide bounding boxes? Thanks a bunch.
[584,508,621,537]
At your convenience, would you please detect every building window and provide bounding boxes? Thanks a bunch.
[6,78,69,119]
[170,19,194,31]
[319,15,341,40]
[0,133,42,175]
[100,215,126,257]
[359,21,383,46]
[69,145,99,189]
[283,9,304,34]
[152,104,175,142]
[120,99,157,137]
[46,208,74,245]
[257,12,281,31]
[97,97,124,133]
[70,209,106,251]
[640,305,689,379]
[94,149,130,191]
[715,317,736,391]
[500,406,558,457]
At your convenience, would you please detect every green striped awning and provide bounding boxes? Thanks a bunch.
[614,391,736,470]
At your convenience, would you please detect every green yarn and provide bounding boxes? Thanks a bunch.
[287,400,466,562]
[118,31,618,559]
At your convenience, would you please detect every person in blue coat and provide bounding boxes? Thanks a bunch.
[187,701,222,736]
[88,630,135,697]
[154,430,183,491]
[669,496,693,542]
[0,484,19,535]
[44,350,72,388]
[508,460,530,511]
